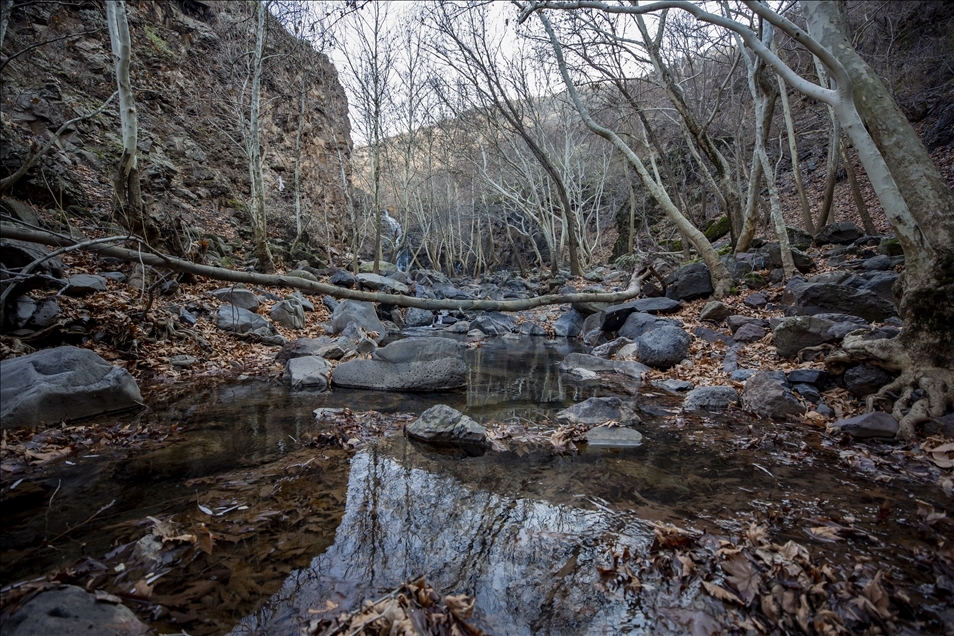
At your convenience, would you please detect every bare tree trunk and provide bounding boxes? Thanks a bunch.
[839,138,876,235]
[818,113,841,227]
[247,0,274,272]
[777,73,814,234]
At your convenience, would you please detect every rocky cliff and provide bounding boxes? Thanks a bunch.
[1,0,353,267]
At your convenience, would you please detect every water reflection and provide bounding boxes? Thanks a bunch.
[230,438,658,635]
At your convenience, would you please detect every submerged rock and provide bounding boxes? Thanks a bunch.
[556,397,640,426]
[406,404,488,447]
[0,346,142,429]
[332,337,467,391]
[4,584,148,636]
[584,426,643,448]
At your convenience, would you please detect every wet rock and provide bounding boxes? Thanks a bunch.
[584,426,643,448]
[590,337,632,359]
[828,412,899,438]
[270,299,306,330]
[742,371,805,419]
[211,287,260,312]
[330,270,356,288]
[556,396,640,426]
[283,356,332,391]
[63,274,107,296]
[558,352,649,381]
[553,309,585,337]
[331,300,386,341]
[654,379,694,393]
[815,221,861,245]
[473,311,516,335]
[405,307,434,328]
[332,337,467,391]
[700,300,731,323]
[519,321,546,336]
[637,325,691,369]
[406,404,488,447]
[683,386,740,412]
[733,322,765,342]
[0,346,142,429]
[4,584,148,636]
[664,263,713,301]
[844,364,894,398]
[356,272,409,294]
[618,312,683,339]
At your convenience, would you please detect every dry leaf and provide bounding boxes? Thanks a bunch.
[807,526,844,542]
[703,580,744,605]
[197,523,214,555]
[444,593,475,619]
[722,553,760,604]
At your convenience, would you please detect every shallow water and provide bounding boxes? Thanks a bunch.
[2,335,952,634]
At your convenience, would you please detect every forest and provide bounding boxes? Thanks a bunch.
[1,1,953,635]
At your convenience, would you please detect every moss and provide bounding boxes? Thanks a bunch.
[717,245,733,256]
[144,25,175,59]
[743,272,767,290]
[703,216,731,241]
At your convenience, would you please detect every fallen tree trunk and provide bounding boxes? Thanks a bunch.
[0,224,644,312]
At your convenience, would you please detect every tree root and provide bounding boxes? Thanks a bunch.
[840,334,954,440]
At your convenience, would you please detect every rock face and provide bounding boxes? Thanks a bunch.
[0,346,142,429]
[332,337,467,391]
[683,386,740,412]
[742,371,805,419]
[331,300,386,340]
[4,584,148,636]
[556,397,640,426]
[406,404,488,447]
[283,356,331,391]
[636,325,691,369]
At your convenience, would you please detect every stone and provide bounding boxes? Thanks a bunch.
[773,316,839,358]
[787,369,830,387]
[862,255,892,271]
[590,337,633,359]
[558,352,649,381]
[405,307,434,327]
[722,255,754,281]
[103,271,126,282]
[292,291,315,311]
[169,354,197,368]
[211,287,259,312]
[731,368,757,382]
[359,260,396,274]
[815,221,861,245]
[692,326,735,346]
[0,238,65,277]
[275,337,350,363]
[63,274,107,296]
[757,243,816,273]
[323,295,339,312]
[813,313,871,339]
[556,397,640,426]
[332,337,467,391]
[584,426,643,448]
[8,294,36,329]
[859,272,898,303]
[406,404,488,447]
[828,412,899,439]
[733,322,766,342]
[637,325,691,369]
[0,346,142,429]
[792,383,821,403]
[473,311,516,335]
[877,237,903,257]
[356,272,409,294]
[726,315,761,334]
[331,300,386,340]
[286,269,318,282]
[218,304,273,335]
[4,584,148,636]
[683,386,740,412]
[519,322,546,336]
[330,270,356,288]
[270,299,306,330]
[742,371,805,419]
[786,226,815,250]
[700,301,731,322]
[283,356,332,391]
[653,379,694,393]
[618,312,683,340]
[664,263,713,301]
[743,293,768,309]
[844,364,894,398]
[553,309,585,337]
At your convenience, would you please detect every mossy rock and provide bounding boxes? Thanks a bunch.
[877,238,903,257]
[717,245,733,256]
[742,272,767,290]
[662,239,683,252]
[359,260,397,274]
[703,216,731,241]
[786,226,815,250]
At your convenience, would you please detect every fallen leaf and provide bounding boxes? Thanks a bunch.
[703,580,744,605]
[722,553,760,604]
[197,523,214,555]
[444,593,475,619]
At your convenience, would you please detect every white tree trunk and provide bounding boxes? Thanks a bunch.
[247,0,273,272]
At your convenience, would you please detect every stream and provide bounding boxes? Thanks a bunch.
[2,335,952,634]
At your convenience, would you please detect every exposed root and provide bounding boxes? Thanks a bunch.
[841,333,954,440]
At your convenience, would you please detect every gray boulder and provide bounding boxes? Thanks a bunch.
[405,307,434,327]
[63,274,107,296]
[859,271,898,303]
[331,300,386,340]
[556,396,640,426]
[813,313,871,339]
[473,311,516,335]
[733,322,766,342]
[0,237,65,277]
[407,404,488,447]
[618,312,683,340]
[828,412,899,438]
[665,263,713,301]
[4,584,148,636]
[270,299,305,330]
[332,337,467,391]
[590,337,632,359]
[275,337,351,363]
[558,352,649,381]
[211,287,260,312]
[637,325,691,369]
[773,316,839,358]
[283,356,332,391]
[292,291,315,311]
[786,226,815,250]
[217,305,284,345]
[785,281,897,322]
[742,371,805,419]
[356,272,409,294]
[553,309,585,337]
[683,386,740,412]
[700,301,731,323]
[519,321,546,336]
[815,221,861,245]
[0,346,142,429]
[757,243,815,273]
[844,364,894,397]
[600,298,683,332]
[584,426,643,448]
[330,270,356,288]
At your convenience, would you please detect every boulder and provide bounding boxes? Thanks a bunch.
[63,274,107,296]
[331,300,386,340]
[0,237,65,278]
[270,299,306,330]
[330,270,356,288]
[828,412,899,439]
[217,305,284,344]
[291,291,315,311]
[618,312,683,340]
[286,269,318,282]
[785,281,897,322]
[356,272,409,294]
[637,325,691,369]
[773,316,839,358]
[553,309,585,337]
[665,263,713,301]
[332,337,467,391]
[283,356,332,391]
[4,584,148,636]
[786,226,815,250]
[787,369,830,387]
[558,352,649,381]
[590,337,633,359]
[813,313,871,339]
[584,426,643,448]
[727,315,763,334]
[556,397,640,426]
[733,322,766,342]
[757,243,815,273]
[473,311,516,335]
[600,298,683,332]
[815,221,861,245]
[699,301,731,323]
[653,379,694,393]
[406,404,488,447]
[683,386,740,412]
[519,321,546,336]
[742,371,805,419]
[743,293,768,309]
[722,254,755,282]
[0,346,142,429]
[276,337,349,363]
[211,287,259,312]
[844,364,894,398]
[405,307,434,328]
[693,326,735,346]
[859,271,898,303]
